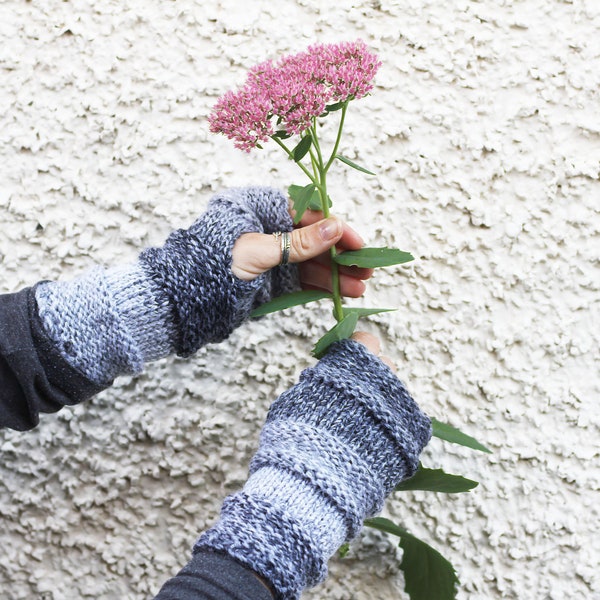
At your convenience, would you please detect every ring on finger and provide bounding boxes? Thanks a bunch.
[273,231,292,266]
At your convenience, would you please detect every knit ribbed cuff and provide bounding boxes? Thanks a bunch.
[196,340,431,599]
[35,267,145,385]
[195,492,328,600]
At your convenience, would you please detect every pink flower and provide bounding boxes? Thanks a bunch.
[209,40,381,152]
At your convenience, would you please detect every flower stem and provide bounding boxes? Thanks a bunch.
[318,168,344,322]
[310,120,344,323]
[271,135,318,185]
[324,101,348,173]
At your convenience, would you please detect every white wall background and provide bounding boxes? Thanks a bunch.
[1,1,598,598]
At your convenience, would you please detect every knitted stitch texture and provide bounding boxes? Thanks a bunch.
[35,187,298,384]
[195,339,432,599]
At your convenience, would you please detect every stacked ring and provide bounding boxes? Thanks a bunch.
[273,231,292,266]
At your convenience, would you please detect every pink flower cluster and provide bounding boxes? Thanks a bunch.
[209,41,381,152]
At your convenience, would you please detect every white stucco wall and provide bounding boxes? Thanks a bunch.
[1,1,598,598]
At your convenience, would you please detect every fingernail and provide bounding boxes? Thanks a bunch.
[320,217,341,241]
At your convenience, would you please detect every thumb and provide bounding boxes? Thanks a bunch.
[288,216,343,264]
[231,217,343,280]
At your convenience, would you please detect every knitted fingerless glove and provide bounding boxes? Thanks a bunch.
[34,187,297,384]
[194,339,432,599]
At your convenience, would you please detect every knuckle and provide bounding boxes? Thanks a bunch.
[293,229,312,256]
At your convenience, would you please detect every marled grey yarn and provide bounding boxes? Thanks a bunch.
[195,339,432,600]
[35,187,297,383]
[139,187,296,357]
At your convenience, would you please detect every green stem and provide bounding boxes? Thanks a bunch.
[312,134,344,323]
[275,122,345,323]
[271,135,318,184]
[310,120,325,168]
[324,102,348,173]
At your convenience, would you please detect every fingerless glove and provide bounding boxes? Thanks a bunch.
[194,339,432,599]
[35,187,297,384]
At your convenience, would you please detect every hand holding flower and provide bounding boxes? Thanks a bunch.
[232,210,372,298]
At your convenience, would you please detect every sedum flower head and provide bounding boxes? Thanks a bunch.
[209,40,381,152]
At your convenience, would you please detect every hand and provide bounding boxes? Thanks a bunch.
[351,330,397,372]
[194,335,431,599]
[232,210,373,298]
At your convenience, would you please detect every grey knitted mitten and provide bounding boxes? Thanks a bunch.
[35,187,298,384]
[195,339,432,599]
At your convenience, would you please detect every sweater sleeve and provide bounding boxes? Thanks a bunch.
[0,286,107,431]
[153,550,274,600]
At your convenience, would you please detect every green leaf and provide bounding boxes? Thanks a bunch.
[288,184,322,217]
[293,134,312,162]
[395,464,478,494]
[334,247,414,268]
[364,516,407,537]
[326,101,346,112]
[338,543,350,558]
[341,307,396,318]
[309,193,332,211]
[288,183,317,223]
[312,312,359,358]
[431,418,492,454]
[364,518,459,600]
[336,154,376,175]
[272,130,292,139]
[399,528,459,600]
[250,290,332,318]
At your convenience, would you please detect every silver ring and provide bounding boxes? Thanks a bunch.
[273,231,291,266]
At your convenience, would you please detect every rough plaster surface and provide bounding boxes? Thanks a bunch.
[1,1,599,598]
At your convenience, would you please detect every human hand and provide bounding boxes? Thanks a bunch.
[350,330,397,372]
[232,209,373,298]
[195,335,431,598]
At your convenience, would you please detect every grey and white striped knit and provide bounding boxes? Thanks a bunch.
[195,339,432,600]
[35,187,298,385]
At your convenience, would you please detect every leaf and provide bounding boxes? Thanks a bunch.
[364,518,459,600]
[364,516,407,537]
[312,312,359,358]
[336,154,376,175]
[250,290,332,318]
[293,134,312,162]
[338,543,350,558]
[395,464,478,494]
[288,183,324,218]
[431,418,492,454]
[288,183,318,223]
[272,130,292,139]
[334,247,414,268]
[308,193,332,211]
[341,307,396,318]
[326,101,346,112]
[399,528,459,600]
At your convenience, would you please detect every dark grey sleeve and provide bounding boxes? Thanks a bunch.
[0,286,107,431]
[153,550,274,600]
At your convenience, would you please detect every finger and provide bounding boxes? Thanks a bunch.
[295,209,324,227]
[288,217,344,263]
[310,254,374,280]
[231,217,344,280]
[295,211,365,252]
[380,355,397,372]
[299,261,367,297]
[351,331,381,355]
[335,222,365,251]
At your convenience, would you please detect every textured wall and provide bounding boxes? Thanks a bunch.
[1,1,599,598]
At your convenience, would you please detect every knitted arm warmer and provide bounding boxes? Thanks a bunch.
[34,187,298,385]
[194,339,432,599]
